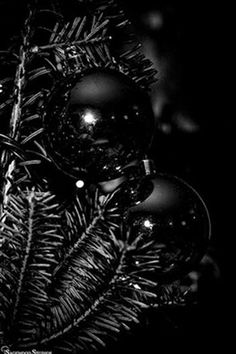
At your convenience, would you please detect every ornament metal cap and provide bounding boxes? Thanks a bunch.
[122,158,157,181]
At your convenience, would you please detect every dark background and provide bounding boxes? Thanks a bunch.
[117,1,233,351]
[0,0,232,352]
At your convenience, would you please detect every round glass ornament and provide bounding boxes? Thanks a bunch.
[126,173,211,279]
[43,69,154,182]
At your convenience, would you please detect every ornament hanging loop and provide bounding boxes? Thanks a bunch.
[122,158,157,182]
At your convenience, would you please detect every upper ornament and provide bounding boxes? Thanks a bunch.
[43,69,154,182]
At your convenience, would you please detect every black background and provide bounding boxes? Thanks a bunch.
[120,1,233,351]
[118,1,233,351]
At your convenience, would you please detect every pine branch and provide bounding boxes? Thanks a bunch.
[0,188,64,345]
[154,281,190,308]
[42,239,159,352]
[51,188,119,280]
[15,188,159,351]
[11,190,36,323]
[40,246,129,347]
[0,3,36,218]
[31,16,110,53]
[25,0,157,89]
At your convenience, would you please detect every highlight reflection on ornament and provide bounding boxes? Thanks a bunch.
[126,174,211,279]
[82,109,97,125]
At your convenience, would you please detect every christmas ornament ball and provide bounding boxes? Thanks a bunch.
[43,69,154,182]
[127,174,211,279]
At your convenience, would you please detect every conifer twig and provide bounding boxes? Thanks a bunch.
[31,35,111,53]
[0,3,36,218]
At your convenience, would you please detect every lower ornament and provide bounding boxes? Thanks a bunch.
[126,173,211,279]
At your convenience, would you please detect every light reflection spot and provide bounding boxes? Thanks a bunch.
[83,111,97,125]
[144,219,153,228]
[76,180,85,189]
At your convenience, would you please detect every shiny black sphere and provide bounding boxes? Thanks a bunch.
[43,69,154,182]
[127,174,211,279]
